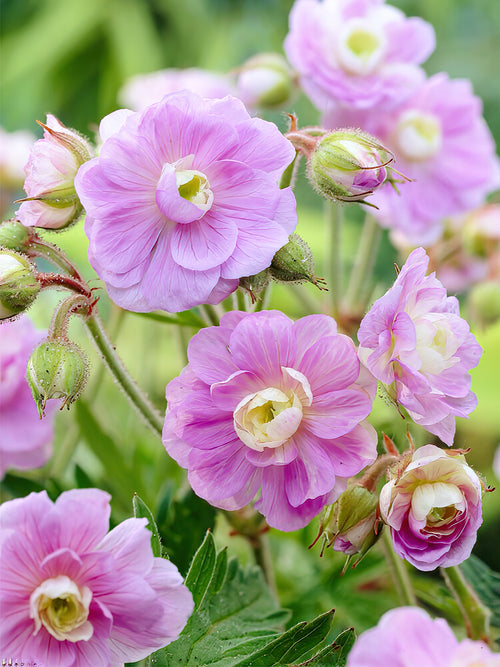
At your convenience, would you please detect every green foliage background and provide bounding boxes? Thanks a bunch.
[1,0,500,663]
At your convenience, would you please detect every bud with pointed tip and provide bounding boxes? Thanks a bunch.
[236,53,297,110]
[239,269,271,303]
[308,130,396,203]
[0,249,40,319]
[317,485,380,567]
[27,339,88,417]
[16,115,93,230]
[269,233,326,290]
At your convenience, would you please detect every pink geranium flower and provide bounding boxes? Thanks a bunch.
[358,248,482,445]
[380,445,483,570]
[347,607,498,666]
[75,91,297,313]
[0,489,193,666]
[163,310,377,531]
[324,73,500,245]
[284,0,435,112]
[0,317,55,478]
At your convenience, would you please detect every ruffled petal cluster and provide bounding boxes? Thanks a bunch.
[379,445,483,570]
[75,91,297,313]
[163,310,377,531]
[324,74,500,244]
[347,607,497,666]
[358,247,482,445]
[284,0,435,112]
[0,317,55,478]
[0,489,193,666]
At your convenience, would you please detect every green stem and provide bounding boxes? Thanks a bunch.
[85,311,164,437]
[382,529,417,606]
[325,201,343,318]
[49,293,91,340]
[441,565,491,642]
[345,214,381,312]
[252,532,278,600]
[29,236,82,279]
[199,304,220,326]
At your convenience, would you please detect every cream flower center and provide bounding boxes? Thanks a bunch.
[233,369,312,452]
[176,169,213,213]
[411,482,464,527]
[413,315,459,375]
[336,20,386,76]
[395,110,442,161]
[30,575,93,643]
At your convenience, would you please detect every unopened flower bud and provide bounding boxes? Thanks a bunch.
[16,115,94,231]
[319,485,380,565]
[0,219,32,251]
[236,53,296,110]
[269,234,326,289]
[27,339,88,417]
[308,130,394,203]
[468,280,500,327]
[0,249,40,319]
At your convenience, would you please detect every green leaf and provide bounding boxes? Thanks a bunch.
[233,609,335,666]
[132,493,162,558]
[461,555,500,628]
[295,628,356,666]
[148,531,348,666]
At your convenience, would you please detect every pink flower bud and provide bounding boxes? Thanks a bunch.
[379,445,483,571]
[236,53,297,111]
[16,115,93,230]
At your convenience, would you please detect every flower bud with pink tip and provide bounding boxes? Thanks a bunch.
[16,115,93,230]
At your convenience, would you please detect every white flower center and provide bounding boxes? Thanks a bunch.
[395,110,442,161]
[30,575,93,643]
[233,369,312,451]
[176,169,213,214]
[413,315,459,375]
[336,19,386,76]
[411,482,464,527]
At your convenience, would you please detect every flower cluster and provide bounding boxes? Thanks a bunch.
[75,91,297,313]
[284,0,435,112]
[380,445,483,570]
[163,310,377,531]
[347,607,498,666]
[358,247,482,445]
[0,489,193,666]
[0,316,55,479]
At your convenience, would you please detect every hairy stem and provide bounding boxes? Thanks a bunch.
[441,565,491,642]
[382,529,417,606]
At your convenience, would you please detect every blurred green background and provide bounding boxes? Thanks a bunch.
[1,0,500,651]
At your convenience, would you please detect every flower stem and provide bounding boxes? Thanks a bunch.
[29,236,82,279]
[382,528,417,606]
[325,201,343,318]
[441,565,491,642]
[84,311,164,437]
[345,213,381,312]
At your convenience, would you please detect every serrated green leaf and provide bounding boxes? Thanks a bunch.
[148,530,290,666]
[132,493,162,558]
[234,610,334,666]
[461,555,500,628]
[295,628,356,666]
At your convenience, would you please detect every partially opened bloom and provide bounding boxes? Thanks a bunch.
[16,115,93,230]
[325,74,500,245]
[75,91,297,313]
[119,68,234,111]
[358,247,482,445]
[0,316,55,478]
[284,0,435,112]
[347,607,498,666]
[163,310,377,531]
[0,489,194,666]
[379,445,483,570]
